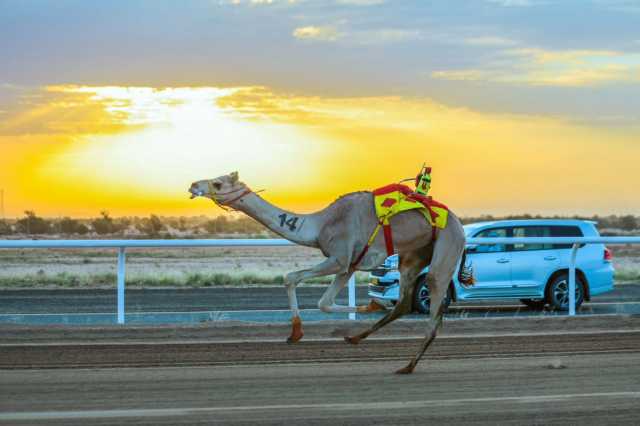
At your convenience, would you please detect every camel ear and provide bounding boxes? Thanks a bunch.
[230,171,239,183]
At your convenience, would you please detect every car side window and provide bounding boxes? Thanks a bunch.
[511,226,553,251]
[550,225,583,249]
[473,228,507,253]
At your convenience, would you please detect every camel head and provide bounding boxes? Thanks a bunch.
[188,171,246,204]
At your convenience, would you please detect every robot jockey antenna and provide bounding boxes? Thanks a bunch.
[415,164,432,196]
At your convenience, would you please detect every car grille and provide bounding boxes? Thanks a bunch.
[371,268,390,277]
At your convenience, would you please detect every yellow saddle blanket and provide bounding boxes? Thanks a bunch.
[373,184,449,229]
[356,183,449,258]
[352,183,451,266]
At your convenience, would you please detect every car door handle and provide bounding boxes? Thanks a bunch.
[496,258,510,264]
[544,256,557,261]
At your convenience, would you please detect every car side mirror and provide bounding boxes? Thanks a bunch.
[466,244,478,253]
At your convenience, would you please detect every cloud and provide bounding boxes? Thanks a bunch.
[335,0,385,5]
[486,0,535,6]
[0,85,238,137]
[349,29,422,45]
[431,69,492,81]
[292,25,421,45]
[223,0,298,6]
[293,25,341,41]
[2,84,639,217]
[592,0,640,13]
[432,48,640,87]
[0,86,130,136]
[214,85,640,216]
[464,36,518,47]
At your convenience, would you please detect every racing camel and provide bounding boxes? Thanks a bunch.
[189,171,469,374]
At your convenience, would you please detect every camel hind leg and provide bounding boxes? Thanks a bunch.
[344,246,430,344]
[395,222,465,374]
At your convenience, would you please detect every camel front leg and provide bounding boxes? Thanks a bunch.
[284,257,342,343]
[316,272,387,314]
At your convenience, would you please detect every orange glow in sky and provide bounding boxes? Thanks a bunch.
[0,85,638,218]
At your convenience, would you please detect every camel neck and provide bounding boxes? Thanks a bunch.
[230,192,320,247]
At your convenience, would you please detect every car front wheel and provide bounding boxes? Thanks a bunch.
[546,273,585,311]
[413,276,452,314]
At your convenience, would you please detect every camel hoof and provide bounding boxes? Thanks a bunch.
[395,365,415,375]
[286,334,303,344]
[287,316,304,344]
[367,299,387,312]
[344,336,360,345]
[358,299,388,313]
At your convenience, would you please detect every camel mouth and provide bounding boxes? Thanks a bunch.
[188,188,204,200]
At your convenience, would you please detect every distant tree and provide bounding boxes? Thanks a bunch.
[59,217,79,234]
[204,216,228,234]
[114,217,131,232]
[597,215,615,229]
[16,211,50,234]
[167,217,188,232]
[76,223,89,235]
[620,215,638,231]
[149,215,165,235]
[138,214,165,236]
[236,217,267,234]
[91,210,114,235]
[57,217,90,235]
[0,220,12,235]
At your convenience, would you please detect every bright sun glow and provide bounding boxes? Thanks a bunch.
[43,86,328,205]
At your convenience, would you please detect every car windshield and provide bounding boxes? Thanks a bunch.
[463,224,482,237]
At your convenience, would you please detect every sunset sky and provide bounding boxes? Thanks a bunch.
[1,0,639,218]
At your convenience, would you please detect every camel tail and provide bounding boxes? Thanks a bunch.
[458,249,475,286]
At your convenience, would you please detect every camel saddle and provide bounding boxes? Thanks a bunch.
[351,184,449,268]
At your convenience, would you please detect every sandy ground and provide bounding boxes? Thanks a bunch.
[1,318,639,425]
[2,354,639,425]
[2,314,639,344]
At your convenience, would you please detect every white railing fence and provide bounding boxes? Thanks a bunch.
[0,239,299,324]
[0,236,639,323]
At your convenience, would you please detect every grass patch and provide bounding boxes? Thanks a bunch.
[0,271,370,288]
[615,269,640,282]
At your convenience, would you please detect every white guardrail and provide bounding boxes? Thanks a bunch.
[0,236,639,323]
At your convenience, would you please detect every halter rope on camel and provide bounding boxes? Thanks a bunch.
[207,180,264,211]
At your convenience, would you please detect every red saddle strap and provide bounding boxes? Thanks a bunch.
[383,223,394,256]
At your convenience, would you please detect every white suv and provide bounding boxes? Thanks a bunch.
[368,219,615,312]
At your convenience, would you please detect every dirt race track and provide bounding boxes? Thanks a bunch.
[1,318,640,425]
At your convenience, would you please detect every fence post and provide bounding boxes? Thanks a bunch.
[117,247,126,324]
[348,274,356,320]
[568,243,579,316]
